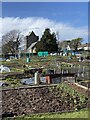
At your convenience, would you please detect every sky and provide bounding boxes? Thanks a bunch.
[0,2,88,44]
[2,0,90,2]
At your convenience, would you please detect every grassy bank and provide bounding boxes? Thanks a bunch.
[3,109,89,120]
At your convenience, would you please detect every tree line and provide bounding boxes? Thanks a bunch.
[2,28,83,55]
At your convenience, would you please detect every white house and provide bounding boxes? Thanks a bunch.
[78,43,90,51]
[67,45,71,50]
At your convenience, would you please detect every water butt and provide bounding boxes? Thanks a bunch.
[26,57,30,63]
[34,71,40,85]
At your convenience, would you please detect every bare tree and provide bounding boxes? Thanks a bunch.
[2,30,23,56]
[58,40,68,51]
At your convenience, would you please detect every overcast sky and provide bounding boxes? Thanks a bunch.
[1,2,88,43]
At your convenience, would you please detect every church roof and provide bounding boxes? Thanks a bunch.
[27,42,37,50]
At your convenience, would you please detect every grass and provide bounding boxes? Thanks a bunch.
[3,109,89,120]
[1,55,89,73]
[0,55,90,88]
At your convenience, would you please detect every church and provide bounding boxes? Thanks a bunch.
[26,31,39,51]
[25,31,39,53]
[21,31,39,54]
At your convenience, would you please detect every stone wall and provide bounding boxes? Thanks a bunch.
[1,84,88,117]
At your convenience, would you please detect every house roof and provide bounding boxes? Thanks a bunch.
[78,43,90,48]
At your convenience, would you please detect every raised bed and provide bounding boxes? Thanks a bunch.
[2,83,89,118]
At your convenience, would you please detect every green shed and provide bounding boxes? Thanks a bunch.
[38,51,48,57]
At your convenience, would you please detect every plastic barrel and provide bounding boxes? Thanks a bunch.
[27,57,30,62]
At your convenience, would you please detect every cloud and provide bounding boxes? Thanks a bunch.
[0,17,88,44]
